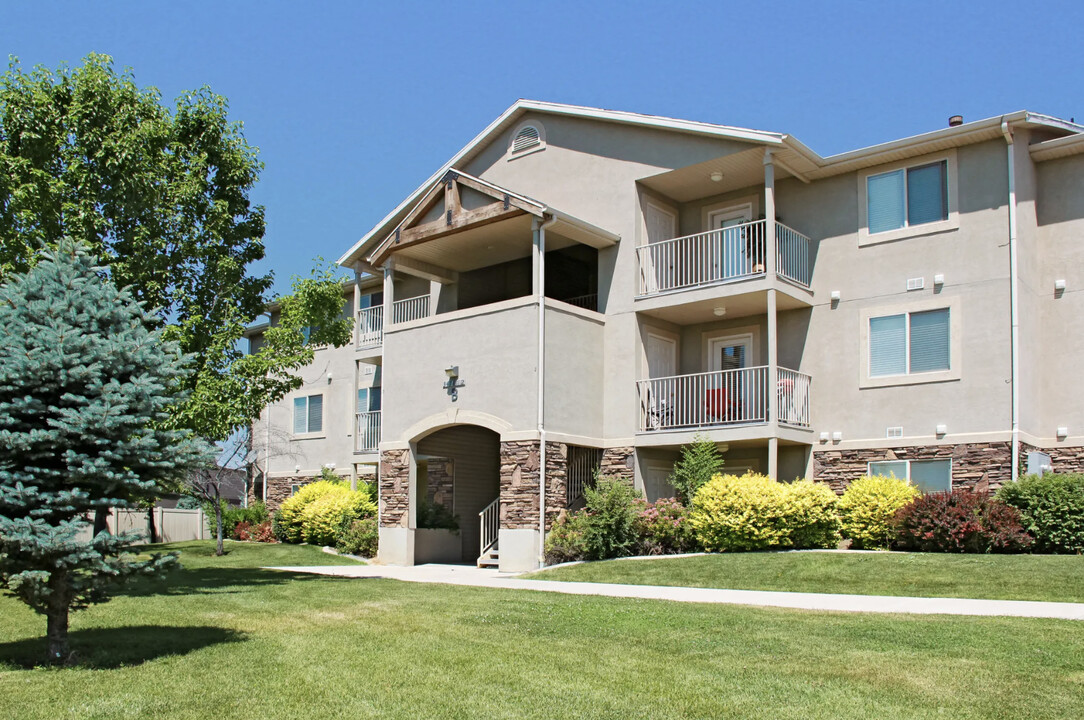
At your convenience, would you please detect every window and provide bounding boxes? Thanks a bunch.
[868,459,951,493]
[358,292,383,310]
[869,308,950,377]
[356,387,381,413]
[293,394,323,434]
[867,160,948,234]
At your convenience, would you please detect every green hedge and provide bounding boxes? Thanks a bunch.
[838,475,920,549]
[996,473,1084,553]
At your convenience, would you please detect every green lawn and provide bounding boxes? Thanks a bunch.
[1,542,1082,719]
[527,551,1084,603]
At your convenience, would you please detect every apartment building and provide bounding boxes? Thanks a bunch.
[249,101,1084,572]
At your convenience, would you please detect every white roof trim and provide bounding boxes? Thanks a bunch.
[340,103,1083,266]
[338,100,783,266]
[1030,132,1084,162]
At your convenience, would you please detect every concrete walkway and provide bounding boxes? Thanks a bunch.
[266,563,1084,620]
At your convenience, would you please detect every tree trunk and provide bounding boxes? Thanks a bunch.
[46,571,70,664]
[147,504,159,544]
[93,507,109,536]
[215,491,225,556]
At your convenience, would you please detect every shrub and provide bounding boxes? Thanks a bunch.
[336,517,378,557]
[689,473,839,552]
[892,490,1034,553]
[544,511,590,564]
[232,520,252,540]
[417,498,460,530]
[581,477,641,561]
[300,489,377,546]
[668,435,724,503]
[277,480,346,543]
[633,498,699,555]
[271,509,288,542]
[996,473,1084,553]
[251,521,277,543]
[838,475,920,549]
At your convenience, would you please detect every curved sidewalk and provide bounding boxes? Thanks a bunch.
[267,563,1084,620]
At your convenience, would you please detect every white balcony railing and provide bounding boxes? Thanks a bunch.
[356,306,383,348]
[391,295,430,325]
[777,367,812,428]
[636,220,811,295]
[355,411,381,452]
[776,223,811,288]
[479,498,499,558]
[636,366,811,432]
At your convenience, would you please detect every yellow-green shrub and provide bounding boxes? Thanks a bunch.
[689,473,840,552]
[277,480,346,543]
[300,488,377,546]
[838,475,920,549]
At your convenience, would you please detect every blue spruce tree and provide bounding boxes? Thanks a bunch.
[0,241,208,663]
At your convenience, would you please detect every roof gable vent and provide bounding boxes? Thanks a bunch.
[509,123,544,157]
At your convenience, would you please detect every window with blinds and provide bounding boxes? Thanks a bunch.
[869,308,950,377]
[293,394,323,434]
[869,459,951,493]
[867,160,948,234]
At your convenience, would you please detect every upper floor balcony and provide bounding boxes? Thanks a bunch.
[636,219,811,298]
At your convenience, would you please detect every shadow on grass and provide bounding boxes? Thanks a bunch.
[116,566,343,597]
[0,625,245,669]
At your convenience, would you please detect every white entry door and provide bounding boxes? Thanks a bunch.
[644,332,677,429]
[707,204,755,279]
[643,201,677,292]
[707,334,754,423]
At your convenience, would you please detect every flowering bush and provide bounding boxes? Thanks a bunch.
[233,519,277,543]
[232,520,252,540]
[544,511,590,564]
[633,498,698,555]
[892,490,1033,553]
[838,475,920,549]
[690,473,839,552]
[996,473,1084,553]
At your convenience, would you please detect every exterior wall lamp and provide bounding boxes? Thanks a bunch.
[443,366,465,401]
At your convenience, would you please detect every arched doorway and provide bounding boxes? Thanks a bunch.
[414,425,500,564]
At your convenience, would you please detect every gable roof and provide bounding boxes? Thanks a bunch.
[339,101,1083,267]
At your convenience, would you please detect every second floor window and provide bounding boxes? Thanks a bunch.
[869,308,950,377]
[867,160,948,234]
[357,387,381,413]
[293,394,323,434]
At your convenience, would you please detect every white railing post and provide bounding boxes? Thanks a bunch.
[636,220,768,296]
[479,499,499,557]
[356,306,384,348]
[391,295,431,325]
[355,410,381,452]
[637,366,784,431]
[777,368,812,428]
[775,223,811,287]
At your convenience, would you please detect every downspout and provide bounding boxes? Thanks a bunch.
[1002,120,1020,483]
[534,213,558,567]
[263,408,270,504]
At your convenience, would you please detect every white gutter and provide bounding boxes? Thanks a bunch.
[1002,120,1020,483]
[263,407,270,504]
[534,213,557,567]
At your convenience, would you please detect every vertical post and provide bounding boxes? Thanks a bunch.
[533,216,551,567]
[765,150,779,480]
[383,262,394,331]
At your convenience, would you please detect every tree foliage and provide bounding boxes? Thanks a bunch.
[0,241,208,662]
[668,435,724,503]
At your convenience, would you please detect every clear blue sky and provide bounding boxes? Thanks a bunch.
[4,1,1081,295]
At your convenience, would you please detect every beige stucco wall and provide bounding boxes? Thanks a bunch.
[543,303,605,440]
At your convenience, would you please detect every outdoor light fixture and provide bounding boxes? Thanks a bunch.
[327,371,333,384]
[1055,279,1067,293]
[1057,426,1069,439]
[934,274,945,287]
[443,366,465,401]
[936,424,947,436]
[710,171,723,182]
[831,431,843,442]
[819,432,829,443]
[830,290,841,302]
[294,464,300,473]
[713,306,726,317]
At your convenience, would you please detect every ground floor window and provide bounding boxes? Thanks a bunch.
[868,458,951,493]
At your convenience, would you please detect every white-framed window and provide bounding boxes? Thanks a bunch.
[858,150,958,245]
[867,160,948,234]
[356,387,381,413]
[508,121,545,158]
[290,484,302,496]
[358,291,383,310]
[868,458,952,493]
[869,308,950,377]
[293,394,323,435]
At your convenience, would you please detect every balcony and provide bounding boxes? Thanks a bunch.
[636,366,811,433]
[356,296,434,350]
[636,220,811,297]
[355,410,381,453]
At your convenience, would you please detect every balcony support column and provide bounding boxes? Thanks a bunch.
[764,149,776,279]
[382,261,394,330]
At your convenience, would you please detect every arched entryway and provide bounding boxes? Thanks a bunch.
[414,425,500,564]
